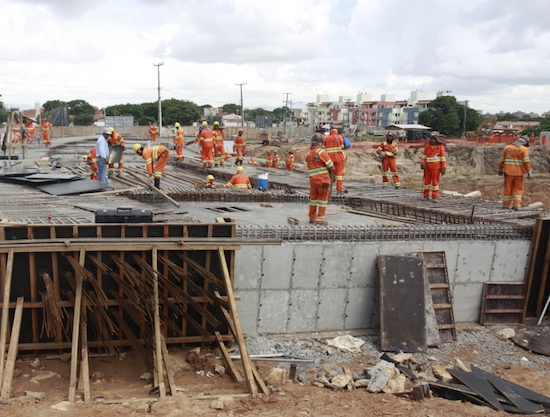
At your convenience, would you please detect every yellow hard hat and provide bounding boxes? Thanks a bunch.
[175,122,180,128]
[133,143,142,153]
[109,127,114,132]
[237,166,244,172]
[202,121,208,126]
[213,121,219,125]
[207,175,214,180]
[82,155,88,160]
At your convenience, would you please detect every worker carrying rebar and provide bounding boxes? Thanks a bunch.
[377,132,400,189]
[233,128,246,166]
[108,127,125,175]
[194,121,214,167]
[225,165,252,189]
[498,135,532,210]
[306,132,335,225]
[421,132,446,201]
[40,118,52,147]
[286,149,295,171]
[212,121,226,167]
[83,147,98,180]
[174,122,184,161]
[148,122,159,143]
[133,143,171,189]
[323,127,345,194]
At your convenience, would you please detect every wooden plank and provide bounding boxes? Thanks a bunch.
[249,360,270,396]
[0,297,24,400]
[217,247,258,397]
[79,317,91,402]
[125,170,181,208]
[152,248,166,398]
[433,303,452,310]
[448,369,504,411]
[161,336,176,396]
[429,283,449,289]
[536,229,550,317]
[0,249,14,391]
[215,331,242,383]
[524,218,544,319]
[68,248,86,404]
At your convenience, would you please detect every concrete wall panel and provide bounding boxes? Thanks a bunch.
[261,245,293,290]
[490,241,531,282]
[317,288,347,331]
[455,242,495,285]
[234,245,262,290]
[287,290,319,332]
[452,283,484,323]
[379,242,423,256]
[349,243,380,288]
[344,287,377,330]
[234,291,260,334]
[320,244,352,288]
[258,290,289,333]
[292,245,323,289]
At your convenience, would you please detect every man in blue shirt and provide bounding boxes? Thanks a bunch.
[96,127,111,183]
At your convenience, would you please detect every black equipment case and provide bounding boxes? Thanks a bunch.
[95,207,153,223]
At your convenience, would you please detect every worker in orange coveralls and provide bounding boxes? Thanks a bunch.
[12,117,22,143]
[212,121,226,167]
[25,120,35,144]
[272,151,280,169]
[40,118,52,147]
[108,127,125,175]
[148,122,159,143]
[84,147,98,180]
[225,166,252,189]
[248,156,258,166]
[205,174,222,188]
[194,121,214,167]
[233,128,246,166]
[133,143,171,189]
[174,122,184,161]
[265,150,273,168]
[323,127,345,194]
[541,135,547,148]
[421,132,446,201]
[306,133,335,225]
[498,135,532,210]
[286,149,295,171]
[376,132,400,189]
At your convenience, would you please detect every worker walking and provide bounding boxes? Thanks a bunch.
[306,133,335,225]
[421,132,446,201]
[96,127,111,183]
[498,135,532,210]
[195,121,214,167]
[377,133,400,189]
[225,166,252,189]
[108,127,125,175]
[41,118,52,147]
[148,122,159,143]
[174,122,184,161]
[233,128,246,166]
[212,121,226,167]
[323,127,345,193]
[265,150,273,168]
[84,147,98,180]
[25,120,35,144]
[286,149,295,171]
[133,143,171,189]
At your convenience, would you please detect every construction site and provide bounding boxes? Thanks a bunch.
[1,121,550,417]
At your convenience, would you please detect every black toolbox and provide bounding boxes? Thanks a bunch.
[95,207,153,223]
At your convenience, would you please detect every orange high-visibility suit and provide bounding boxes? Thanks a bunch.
[248,157,258,166]
[108,131,125,174]
[85,147,98,180]
[498,142,531,208]
[265,153,273,168]
[12,123,22,143]
[25,122,35,143]
[233,132,246,164]
[41,121,52,146]
[306,145,334,225]
[142,145,171,180]
[323,128,345,192]
[342,151,348,178]
[148,124,159,143]
[195,128,214,167]
[286,152,295,171]
[376,140,400,188]
[542,135,548,148]
[421,143,446,200]
[225,173,252,189]
[174,127,184,161]
[213,127,226,166]
[272,153,280,169]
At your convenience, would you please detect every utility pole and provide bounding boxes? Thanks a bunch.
[283,92,292,136]
[153,62,164,131]
[236,83,247,127]
[462,100,468,138]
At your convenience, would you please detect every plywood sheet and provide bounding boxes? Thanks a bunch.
[36,178,111,195]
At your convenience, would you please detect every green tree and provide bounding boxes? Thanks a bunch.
[161,99,201,126]
[73,114,94,126]
[246,107,268,121]
[67,99,95,117]
[419,95,462,136]
[458,107,483,134]
[222,103,240,114]
[0,95,8,124]
[42,100,66,112]
[496,112,520,122]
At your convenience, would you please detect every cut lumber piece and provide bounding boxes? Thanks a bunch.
[161,336,177,396]
[79,317,91,402]
[215,331,242,383]
[0,249,14,391]
[125,170,180,208]
[152,248,166,398]
[0,297,24,400]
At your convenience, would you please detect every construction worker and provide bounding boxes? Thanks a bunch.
[96,127,111,183]
[306,133,334,225]
[265,150,273,168]
[212,121,226,167]
[225,150,231,162]
[285,149,295,171]
[377,133,400,189]
[233,128,246,166]
[133,143,171,189]
[225,165,252,189]
[84,147,98,180]
[248,156,258,166]
[174,122,184,161]
[194,121,214,167]
[205,174,222,188]
[542,135,547,148]
[323,127,345,193]
[25,120,35,144]
[148,122,159,143]
[272,151,280,169]
[421,132,446,201]
[108,127,125,175]
[12,117,22,143]
[498,135,532,210]
[41,118,52,147]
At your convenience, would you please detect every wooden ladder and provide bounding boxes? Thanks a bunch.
[424,252,457,343]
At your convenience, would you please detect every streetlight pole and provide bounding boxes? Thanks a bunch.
[462,100,468,138]
[283,92,292,136]
[154,62,164,131]
[236,82,247,127]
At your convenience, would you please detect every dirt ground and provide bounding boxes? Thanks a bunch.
[252,139,550,207]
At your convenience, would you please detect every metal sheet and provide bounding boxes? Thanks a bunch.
[108,146,124,164]
[448,369,504,411]
[379,255,427,352]
[35,178,111,195]
[26,173,81,180]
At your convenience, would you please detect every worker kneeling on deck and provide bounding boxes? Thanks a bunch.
[498,135,532,210]
[205,174,222,188]
[133,143,171,189]
[225,166,252,189]
[306,133,335,225]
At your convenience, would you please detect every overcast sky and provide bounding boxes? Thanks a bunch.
[1,0,549,115]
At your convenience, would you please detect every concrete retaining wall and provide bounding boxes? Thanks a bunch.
[234,240,531,335]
